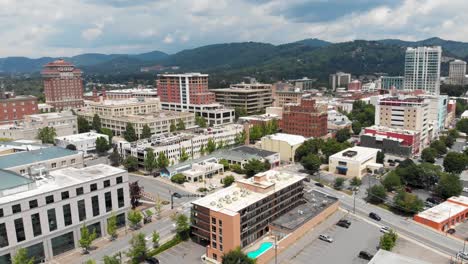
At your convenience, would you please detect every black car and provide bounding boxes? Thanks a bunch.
[303,177,311,182]
[173,192,182,198]
[315,182,324,188]
[426,197,443,204]
[369,212,381,221]
[358,251,374,260]
[336,219,351,228]
[145,257,160,264]
[447,228,456,234]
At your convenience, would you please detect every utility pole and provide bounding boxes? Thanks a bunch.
[353,191,356,214]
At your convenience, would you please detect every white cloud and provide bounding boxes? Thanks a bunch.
[81,27,103,41]
[163,35,174,44]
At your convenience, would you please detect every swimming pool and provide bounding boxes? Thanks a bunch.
[247,242,274,259]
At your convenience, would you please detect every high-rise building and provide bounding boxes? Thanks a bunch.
[329,72,351,91]
[403,46,442,95]
[0,93,38,124]
[282,99,328,138]
[381,76,404,90]
[212,83,273,115]
[157,73,234,126]
[347,80,362,91]
[42,59,84,110]
[448,60,467,85]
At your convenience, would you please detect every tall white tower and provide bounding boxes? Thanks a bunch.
[403,46,442,95]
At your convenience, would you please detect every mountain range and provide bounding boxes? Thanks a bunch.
[1,37,467,84]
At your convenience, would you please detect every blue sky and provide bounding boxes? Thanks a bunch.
[0,0,465,57]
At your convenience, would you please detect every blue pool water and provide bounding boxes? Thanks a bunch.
[247,242,274,259]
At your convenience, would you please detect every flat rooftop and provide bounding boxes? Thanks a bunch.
[0,169,33,191]
[56,132,108,141]
[416,201,467,223]
[89,98,160,106]
[448,196,468,206]
[231,145,277,158]
[0,147,80,169]
[369,249,431,264]
[264,133,307,146]
[192,170,304,216]
[329,146,379,162]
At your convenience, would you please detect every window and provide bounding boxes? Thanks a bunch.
[76,187,84,196]
[46,195,54,204]
[14,218,26,242]
[63,204,72,226]
[104,180,110,188]
[29,200,38,209]
[31,213,42,237]
[212,217,216,224]
[117,188,125,208]
[92,196,100,217]
[0,223,8,248]
[51,232,75,256]
[211,226,216,232]
[220,245,223,251]
[212,253,217,260]
[212,234,216,241]
[61,191,69,200]
[12,204,21,214]
[219,236,223,243]
[90,183,97,192]
[20,169,25,174]
[78,200,86,221]
[219,220,222,227]
[219,228,222,236]
[52,163,56,168]
[0,209,3,218]
[116,176,123,184]
[71,159,75,164]
[47,209,57,231]
[212,242,217,249]
[105,192,113,212]
[61,160,66,166]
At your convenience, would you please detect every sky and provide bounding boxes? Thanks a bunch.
[0,0,467,58]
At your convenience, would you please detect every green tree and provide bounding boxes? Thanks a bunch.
[12,248,34,264]
[350,177,362,186]
[321,138,351,162]
[126,233,147,264]
[154,195,163,217]
[107,213,117,240]
[300,154,321,174]
[217,140,225,149]
[334,177,345,190]
[151,230,160,248]
[100,128,113,144]
[175,214,190,240]
[123,156,139,171]
[243,159,269,178]
[231,164,244,174]
[124,123,138,142]
[78,116,91,133]
[200,144,206,155]
[379,230,398,251]
[144,148,157,173]
[421,148,437,163]
[156,152,169,169]
[109,147,121,167]
[222,175,235,187]
[382,171,402,192]
[295,138,324,161]
[443,152,468,174]
[393,191,424,214]
[127,210,143,229]
[92,114,102,132]
[347,100,375,127]
[37,126,57,144]
[456,118,468,133]
[367,185,387,204]
[171,173,186,184]
[222,247,255,264]
[440,135,454,148]
[249,125,263,141]
[430,140,447,156]
[352,121,362,135]
[376,151,385,164]
[179,147,190,162]
[335,128,351,143]
[103,255,120,264]
[170,121,177,132]
[176,119,185,130]
[95,136,111,154]
[206,138,216,153]
[195,115,207,128]
[436,173,463,199]
[79,223,97,253]
[234,131,246,145]
[141,124,152,139]
[219,159,230,170]
[234,107,247,120]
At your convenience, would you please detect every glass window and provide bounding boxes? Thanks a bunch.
[51,232,75,256]
[92,196,100,217]
[0,254,10,263]
[12,204,21,214]
[117,188,125,208]
[46,195,54,204]
[90,183,97,192]
[47,209,57,231]
[78,200,86,221]
[116,176,123,184]
[26,242,45,264]
[212,217,216,224]
[105,192,112,212]
[14,218,26,242]
[31,213,42,237]
[76,187,84,196]
[104,180,110,188]
[116,213,126,228]
[0,223,8,248]
[61,191,69,200]
[0,209,3,218]
[29,200,38,209]
[86,222,102,238]
[63,204,72,226]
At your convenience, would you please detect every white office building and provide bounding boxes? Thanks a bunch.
[0,164,130,262]
[55,132,109,154]
[449,60,467,85]
[403,46,442,95]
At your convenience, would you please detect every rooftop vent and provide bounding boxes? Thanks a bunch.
[342,150,358,157]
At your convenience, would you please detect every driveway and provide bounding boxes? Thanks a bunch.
[156,241,205,264]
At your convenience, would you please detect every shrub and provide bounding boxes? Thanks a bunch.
[171,173,186,184]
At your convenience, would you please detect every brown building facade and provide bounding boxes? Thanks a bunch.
[0,94,38,124]
[281,99,328,138]
[157,73,215,105]
[42,59,84,110]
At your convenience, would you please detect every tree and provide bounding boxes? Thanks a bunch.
[234,107,247,120]
[79,223,97,253]
[144,148,157,173]
[175,214,190,240]
[440,135,455,148]
[109,147,121,166]
[156,152,169,169]
[376,151,385,164]
[352,121,362,135]
[350,177,362,186]
[456,118,468,133]
[334,177,345,190]
[123,156,138,172]
[223,175,235,187]
[335,128,351,143]
[92,114,102,132]
[95,136,111,154]
[179,147,190,162]
[249,125,263,141]
[171,173,186,184]
[141,124,152,139]
[176,119,185,130]
[393,191,424,214]
[126,233,147,264]
[107,213,117,240]
[231,164,244,174]
[66,144,77,151]
[367,185,387,204]
[243,159,269,178]
[151,230,160,248]
[127,210,143,229]
[103,255,120,264]
[129,181,142,208]
[234,131,246,145]
[379,230,398,251]
[321,138,351,162]
[154,195,163,217]
[200,144,206,155]
[206,138,216,153]
[430,140,447,156]
[124,123,138,142]
[37,126,57,144]
[100,127,113,144]
[436,173,463,199]
[217,140,225,149]
[421,148,437,163]
[195,115,207,128]
[219,159,230,170]
[382,171,402,192]
[222,247,255,264]
[443,152,468,174]
[295,138,323,161]
[170,121,177,132]
[300,154,321,174]
[78,116,91,133]
[347,100,375,127]
[12,248,34,264]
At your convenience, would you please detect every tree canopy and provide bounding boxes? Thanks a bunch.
[222,247,255,264]
[124,123,138,142]
[300,153,321,174]
[243,159,270,178]
[92,114,102,132]
[37,126,57,144]
[78,116,91,133]
[335,128,351,143]
[436,173,463,199]
[443,152,468,174]
[141,124,152,139]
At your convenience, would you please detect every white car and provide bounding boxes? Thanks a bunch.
[380,226,391,233]
[319,234,333,243]
[463,187,468,193]
[458,251,468,260]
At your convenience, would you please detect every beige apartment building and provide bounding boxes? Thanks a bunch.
[84,98,161,117]
[273,90,303,107]
[213,83,273,115]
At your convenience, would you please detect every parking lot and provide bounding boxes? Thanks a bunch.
[156,241,205,263]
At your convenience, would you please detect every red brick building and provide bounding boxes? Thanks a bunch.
[156,73,215,105]
[0,93,38,124]
[42,59,84,110]
[282,99,327,137]
[347,80,362,91]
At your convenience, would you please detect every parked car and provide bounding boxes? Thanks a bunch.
[315,182,325,188]
[358,251,374,260]
[458,251,468,260]
[426,197,440,204]
[388,162,396,166]
[447,228,456,234]
[387,159,394,163]
[173,192,182,198]
[424,201,435,208]
[369,212,381,221]
[319,234,333,243]
[380,226,391,233]
[144,257,160,264]
[463,187,468,193]
[303,177,310,182]
[336,219,351,228]
[394,159,402,163]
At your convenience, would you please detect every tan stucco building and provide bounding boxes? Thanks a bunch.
[328,146,382,178]
[259,133,307,163]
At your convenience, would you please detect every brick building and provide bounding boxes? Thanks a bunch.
[42,59,84,110]
[0,93,38,124]
[281,99,327,138]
